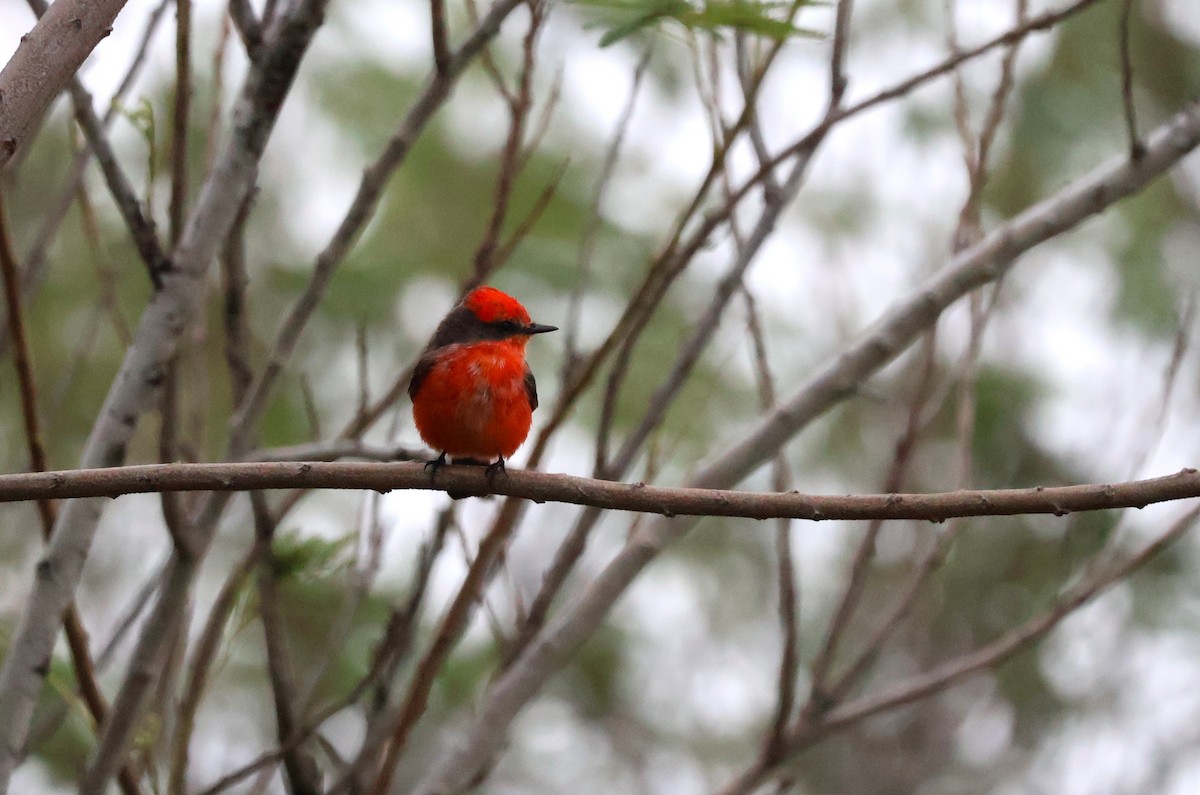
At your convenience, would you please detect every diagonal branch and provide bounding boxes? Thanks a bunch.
[20,0,171,287]
[0,191,144,795]
[225,0,526,458]
[0,0,130,168]
[0,0,334,788]
[719,502,1200,793]
[407,94,1200,793]
[696,97,1200,491]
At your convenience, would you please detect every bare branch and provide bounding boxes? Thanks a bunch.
[252,493,322,795]
[563,45,652,371]
[170,0,192,245]
[430,0,451,75]
[0,0,129,168]
[226,0,527,457]
[365,496,526,795]
[469,0,546,284]
[6,0,169,340]
[0,0,334,785]
[22,0,170,287]
[408,94,1200,793]
[167,549,256,795]
[742,288,799,759]
[0,460,1197,522]
[697,95,1200,491]
[228,0,264,59]
[710,503,1200,793]
[1118,0,1144,159]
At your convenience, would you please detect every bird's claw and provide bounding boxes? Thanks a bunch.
[424,452,448,475]
[485,457,506,481]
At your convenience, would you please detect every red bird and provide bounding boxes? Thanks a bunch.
[409,286,557,476]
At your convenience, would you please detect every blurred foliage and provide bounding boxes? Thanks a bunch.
[988,1,1200,335]
[571,0,824,48]
[270,527,354,581]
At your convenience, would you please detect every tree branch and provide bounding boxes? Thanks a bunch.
[0,0,129,168]
[408,93,1200,793]
[697,95,1200,491]
[0,0,333,787]
[0,461,1196,522]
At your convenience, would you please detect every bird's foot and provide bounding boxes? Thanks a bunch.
[424,451,448,475]
[485,457,507,482]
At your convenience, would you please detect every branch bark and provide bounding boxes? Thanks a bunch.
[0,0,129,168]
[0,460,1196,522]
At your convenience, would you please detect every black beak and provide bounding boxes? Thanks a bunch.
[525,322,558,335]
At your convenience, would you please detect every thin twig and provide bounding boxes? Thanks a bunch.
[719,503,1200,794]
[171,0,192,244]
[228,0,264,59]
[742,288,799,759]
[276,511,453,795]
[73,149,134,344]
[0,191,144,795]
[160,3,199,547]
[1118,0,1144,160]
[225,0,528,458]
[167,548,256,795]
[366,495,526,795]
[490,158,569,272]
[592,0,847,475]
[747,0,1104,199]
[6,0,169,344]
[430,0,451,75]
[20,0,171,288]
[468,0,544,284]
[252,492,322,795]
[562,45,653,373]
[804,333,939,712]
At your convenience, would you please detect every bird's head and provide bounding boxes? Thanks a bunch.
[462,286,557,340]
[426,286,557,350]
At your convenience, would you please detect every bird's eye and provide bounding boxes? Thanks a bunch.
[497,319,521,332]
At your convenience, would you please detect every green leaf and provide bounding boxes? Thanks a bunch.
[574,0,823,47]
[114,97,156,146]
[271,529,353,581]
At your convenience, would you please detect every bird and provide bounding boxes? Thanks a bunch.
[408,285,557,481]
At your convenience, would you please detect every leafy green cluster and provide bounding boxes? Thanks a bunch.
[572,0,823,46]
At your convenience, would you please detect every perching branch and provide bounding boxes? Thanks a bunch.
[0,460,1197,523]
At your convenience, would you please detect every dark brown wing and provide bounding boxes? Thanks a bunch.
[408,353,437,400]
[524,366,539,411]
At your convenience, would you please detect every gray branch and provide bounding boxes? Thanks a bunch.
[0,0,332,788]
[412,96,1200,794]
[0,0,129,167]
